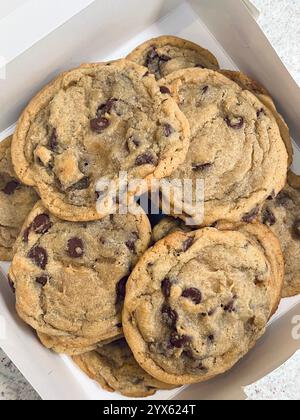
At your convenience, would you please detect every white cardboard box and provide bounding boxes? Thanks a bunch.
[0,0,300,400]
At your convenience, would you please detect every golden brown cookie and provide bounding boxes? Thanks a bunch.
[73,339,177,397]
[159,68,288,226]
[127,35,219,80]
[9,202,151,347]
[123,224,283,385]
[0,136,39,261]
[12,60,190,222]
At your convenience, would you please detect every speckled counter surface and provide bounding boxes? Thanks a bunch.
[0,0,299,401]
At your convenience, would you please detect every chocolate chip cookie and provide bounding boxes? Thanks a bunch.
[9,201,151,347]
[73,338,176,397]
[159,69,288,226]
[127,36,219,80]
[123,224,284,385]
[220,70,293,167]
[37,331,123,356]
[259,172,300,297]
[152,216,192,243]
[0,136,39,261]
[12,60,190,222]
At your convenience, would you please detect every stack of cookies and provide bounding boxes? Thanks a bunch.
[1,35,299,398]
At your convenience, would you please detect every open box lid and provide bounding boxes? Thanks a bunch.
[0,0,300,400]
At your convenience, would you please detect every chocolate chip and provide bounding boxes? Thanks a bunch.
[160,86,171,95]
[23,227,30,243]
[90,117,110,133]
[145,47,159,66]
[257,108,266,118]
[143,71,150,77]
[162,305,178,329]
[2,180,20,195]
[7,275,15,293]
[242,207,259,223]
[202,86,209,94]
[28,246,48,270]
[97,98,117,116]
[36,276,49,287]
[163,123,174,137]
[293,220,300,238]
[49,129,58,151]
[159,54,171,62]
[32,214,53,234]
[267,190,276,200]
[208,334,215,342]
[161,278,172,298]
[125,232,139,254]
[116,323,123,328]
[182,237,194,252]
[135,152,157,166]
[192,163,212,171]
[224,297,237,313]
[67,237,84,258]
[169,333,191,349]
[225,116,244,130]
[262,208,276,226]
[182,288,202,305]
[116,276,129,305]
[69,177,90,191]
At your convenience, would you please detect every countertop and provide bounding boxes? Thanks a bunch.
[0,0,299,401]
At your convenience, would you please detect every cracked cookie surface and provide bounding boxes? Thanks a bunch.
[259,172,300,297]
[123,224,283,385]
[159,69,288,226]
[220,70,293,167]
[12,60,190,222]
[0,136,39,261]
[9,202,151,347]
[73,338,176,397]
[127,36,219,80]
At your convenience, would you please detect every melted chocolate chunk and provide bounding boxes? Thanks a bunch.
[32,214,53,234]
[135,152,157,166]
[223,296,237,313]
[169,333,191,349]
[145,47,159,66]
[36,275,49,287]
[163,123,174,137]
[28,246,48,270]
[225,116,245,130]
[161,278,172,298]
[67,238,84,258]
[159,54,171,62]
[262,208,276,226]
[97,98,117,116]
[90,117,110,133]
[182,288,202,305]
[125,232,139,254]
[116,276,129,305]
[160,86,171,95]
[242,207,259,223]
[49,129,58,151]
[192,162,212,171]
[162,305,178,329]
[2,180,20,195]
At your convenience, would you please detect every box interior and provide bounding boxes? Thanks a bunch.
[0,0,300,400]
